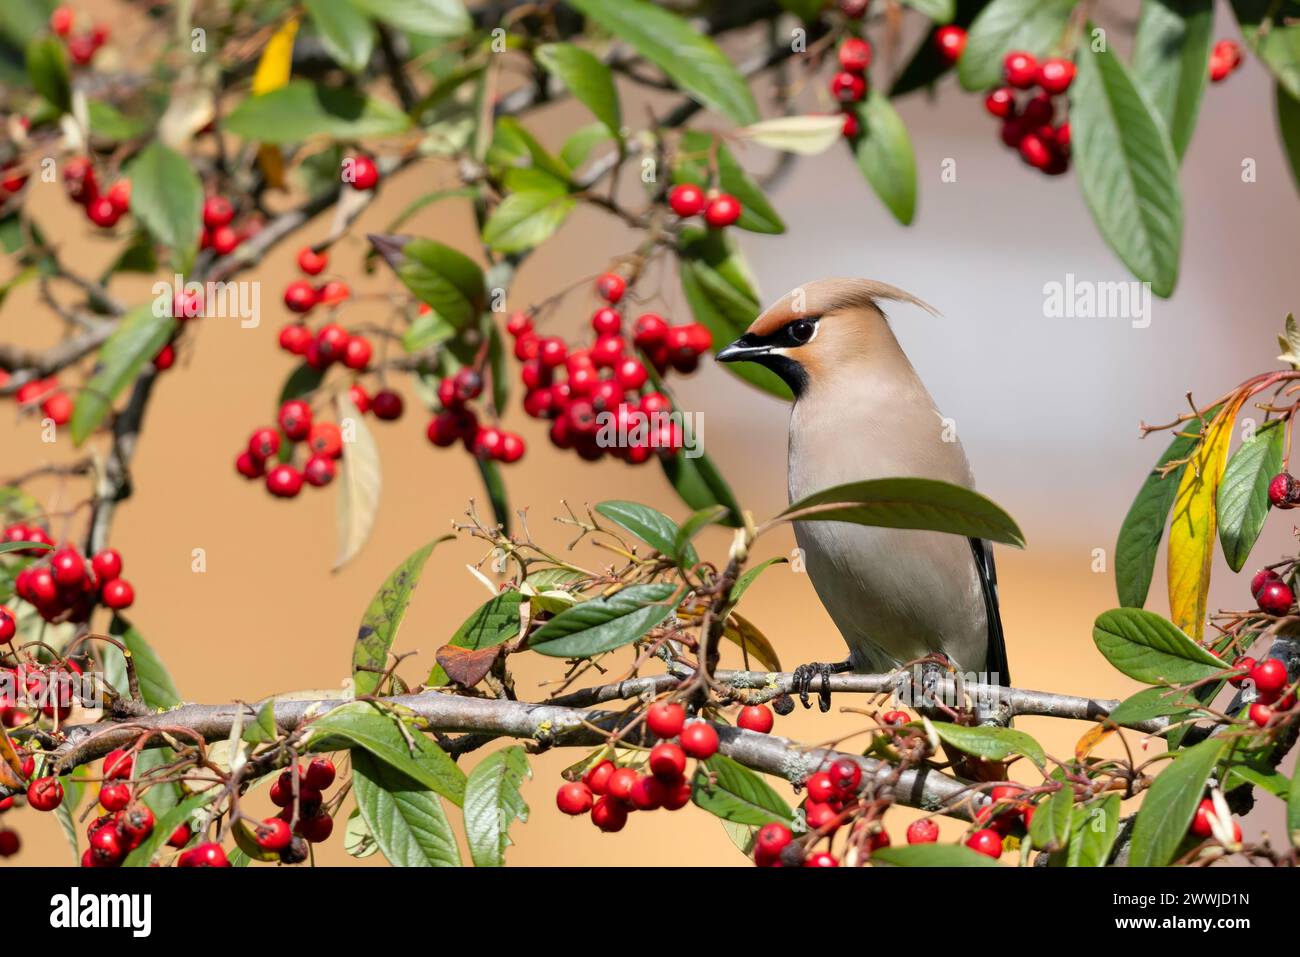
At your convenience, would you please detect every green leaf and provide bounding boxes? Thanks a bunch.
[1066,794,1121,866]
[872,844,1002,866]
[691,754,793,827]
[126,142,204,267]
[53,771,85,862]
[779,477,1025,547]
[1105,686,1200,725]
[428,591,525,686]
[352,751,461,867]
[660,448,744,527]
[1029,784,1075,852]
[735,115,844,156]
[1279,83,1300,198]
[1132,0,1213,159]
[675,131,785,235]
[1288,759,1300,846]
[0,539,50,556]
[930,722,1046,766]
[88,101,151,141]
[595,500,689,563]
[1092,607,1227,684]
[565,0,759,125]
[334,391,382,569]
[474,456,510,533]
[482,182,577,253]
[122,791,215,867]
[103,614,182,709]
[529,583,677,658]
[462,745,531,867]
[850,92,917,225]
[1130,736,1227,866]
[488,117,573,182]
[1070,34,1184,298]
[307,701,466,805]
[70,306,176,446]
[371,235,486,329]
[677,227,791,400]
[1216,419,1285,572]
[1224,761,1289,798]
[348,0,471,38]
[278,363,325,405]
[902,0,957,20]
[958,0,1077,91]
[561,123,613,169]
[225,80,412,143]
[536,43,621,136]
[353,536,452,696]
[26,36,71,113]
[242,700,279,745]
[674,506,729,565]
[1114,410,1218,607]
[1231,0,1300,100]
[729,557,788,605]
[304,0,375,73]
[344,808,379,858]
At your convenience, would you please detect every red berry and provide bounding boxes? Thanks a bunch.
[1251,568,1281,597]
[248,427,280,460]
[966,827,1003,858]
[265,465,304,499]
[1250,658,1289,699]
[304,454,336,487]
[89,825,124,864]
[472,426,506,461]
[591,335,625,369]
[840,111,860,138]
[662,777,692,810]
[41,391,73,425]
[342,337,372,370]
[317,280,350,306]
[348,155,379,190]
[202,196,234,229]
[829,758,862,797]
[1037,58,1076,95]
[648,742,687,781]
[0,608,14,643]
[596,272,626,304]
[50,6,73,36]
[680,721,719,759]
[87,196,121,228]
[50,548,85,587]
[606,767,638,801]
[583,760,616,795]
[629,774,667,810]
[907,818,940,844]
[591,307,622,337]
[1018,132,1053,170]
[505,311,533,337]
[1268,472,1295,508]
[830,71,867,103]
[591,795,628,832]
[235,451,264,479]
[881,710,909,726]
[63,157,97,204]
[103,748,133,780]
[500,433,526,464]
[179,842,230,867]
[556,782,594,815]
[646,701,685,739]
[1249,702,1274,727]
[278,399,312,441]
[703,194,742,229]
[153,343,176,371]
[349,384,370,414]
[633,313,669,348]
[371,389,404,420]
[256,817,293,851]
[614,357,648,391]
[737,705,774,734]
[309,422,343,458]
[538,336,568,369]
[210,225,239,256]
[1003,51,1039,89]
[754,822,792,865]
[0,830,19,857]
[1229,656,1256,688]
[1020,92,1054,127]
[1257,580,1295,616]
[303,757,335,790]
[1190,798,1217,837]
[1209,40,1241,83]
[27,777,63,812]
[100,578,134,610]
[804,851,839,867]
[838,38,872,73]
[283,280,317,314]
[99,782,130,812]
[297,247,327,275]
[105,179,131,213]
[934,25,967,64]
[167,822,192,848]
[669,183,706,217]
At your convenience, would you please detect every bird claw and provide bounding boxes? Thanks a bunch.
[791,659,853,712]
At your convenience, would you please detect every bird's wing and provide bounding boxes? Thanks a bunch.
[968,537,1009,687]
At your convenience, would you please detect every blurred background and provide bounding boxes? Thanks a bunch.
[2,0,1298,865]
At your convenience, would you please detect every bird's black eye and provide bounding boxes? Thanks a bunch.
[788,319,815,344]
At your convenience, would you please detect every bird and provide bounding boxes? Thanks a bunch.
[716,277,1008,713]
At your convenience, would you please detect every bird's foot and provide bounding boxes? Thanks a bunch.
[788,658,853,713]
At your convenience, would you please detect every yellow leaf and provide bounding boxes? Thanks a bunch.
[252,18,299,96]
[722,611,782,672]
[1074,723,1114,763]
[1167,398,1245,638]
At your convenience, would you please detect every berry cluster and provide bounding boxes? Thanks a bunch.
[507,273,711,464]
[555,703,722,832]
[2,375,73,425]
[199,194,261,258]
[5,537,133,625]
[1209,40,1243,83]
[426,367,526,464]
[280,246,354,320]
[667,184,742,228]
[48,6,109,67]
[830,37,873,138]
[267,757,338,857]
[63,157,132,230]
[234,401,349,499]
[983,51,1074,176]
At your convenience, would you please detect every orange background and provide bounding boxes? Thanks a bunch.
[2,1,1298,865]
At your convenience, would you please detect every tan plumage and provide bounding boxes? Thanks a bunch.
[718,278,1007,684]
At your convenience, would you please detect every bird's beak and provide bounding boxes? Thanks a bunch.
[716,334,770,363]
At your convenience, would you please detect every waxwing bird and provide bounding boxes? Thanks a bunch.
[717,278,1009,712]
